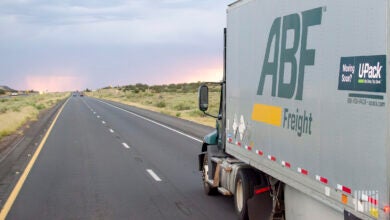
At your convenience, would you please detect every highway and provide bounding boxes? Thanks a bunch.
[3,97,236,219]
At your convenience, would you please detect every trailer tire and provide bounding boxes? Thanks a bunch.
[202,153,218,195]
[234,169,255,220]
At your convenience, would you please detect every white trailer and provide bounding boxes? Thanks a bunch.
[198,0,390,219]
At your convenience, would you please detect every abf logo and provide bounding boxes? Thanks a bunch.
[252,7,322,137]
[257,7,323,100]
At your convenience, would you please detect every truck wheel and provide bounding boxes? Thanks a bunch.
[202,153,217,195]
[234,169,255,220]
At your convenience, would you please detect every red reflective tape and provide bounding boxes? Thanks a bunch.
[237,142,241,147]
[315,175,328,184]
[368,197,378,206]
[298,168,308,175]
[256,150,263,156]
[268,155,276,161]
[282,161,291,168]
[343,186,351,194]
[228,138,233,143]
[255,186,271,195]
[337,184,351,194]
[245,145,252,151]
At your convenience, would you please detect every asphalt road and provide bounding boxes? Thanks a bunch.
[5,96,236,219]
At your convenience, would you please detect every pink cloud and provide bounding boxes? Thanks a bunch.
[25,75,84,92]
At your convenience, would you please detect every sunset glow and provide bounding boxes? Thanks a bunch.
[25,75,84,92]
[186,66,223,83]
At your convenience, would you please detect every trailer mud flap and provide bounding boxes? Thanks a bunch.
[248,186,273,219]
[344,210,361,220]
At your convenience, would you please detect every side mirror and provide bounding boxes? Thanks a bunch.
[198,84,209,112]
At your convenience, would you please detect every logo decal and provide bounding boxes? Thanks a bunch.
[252,7,323,137]
[257,7,323,100]
[338,55,386,93]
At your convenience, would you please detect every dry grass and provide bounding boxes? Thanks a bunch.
[0,106,37,138]
[0,92,69,140]
[87,88,220,127]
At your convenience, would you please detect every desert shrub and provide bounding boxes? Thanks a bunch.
[189,110,204,117]
[0,107,7,113]
[174,103,191,111]
[12,106,21,112]
[155,101,166,108]
[33,104,45,110]
[38,104,46,110]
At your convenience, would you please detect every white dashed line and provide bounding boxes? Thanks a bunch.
[109,129,114,133]
[122,143,130,149]
[146,169,162,182]
[93,112,96,114]
[96,100,202,143]
[102,121,106,124]
[97,115,100,118]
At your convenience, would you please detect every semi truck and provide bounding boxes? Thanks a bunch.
[198,0,390,219]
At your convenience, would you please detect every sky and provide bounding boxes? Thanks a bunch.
[0,0,230,92]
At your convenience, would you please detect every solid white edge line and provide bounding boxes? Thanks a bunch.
[146,169,162,182]
[96,99,202,143]
[122,143,130,149]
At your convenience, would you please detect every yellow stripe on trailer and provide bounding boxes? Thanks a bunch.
[251,104,282,127]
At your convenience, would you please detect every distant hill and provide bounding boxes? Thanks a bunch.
[0,85,17,92]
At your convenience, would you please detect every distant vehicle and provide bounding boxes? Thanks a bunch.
[10,92,18,96]
[80,92,84,97]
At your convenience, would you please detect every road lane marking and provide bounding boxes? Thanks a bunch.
[97,115,100,118]
[102,121,106,124]
[122,143,130,149]
[93,112,96,114]
[96,100,202,143]
[81,99,93,112]
[109,129,114,133]
[0,98,69,219]
[146,169,162,182]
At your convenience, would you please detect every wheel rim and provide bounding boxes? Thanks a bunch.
[236,179,243,212]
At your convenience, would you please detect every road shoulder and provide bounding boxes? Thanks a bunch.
[0,98,67,211]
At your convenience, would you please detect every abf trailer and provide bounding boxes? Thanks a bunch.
[198,0,390,219]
